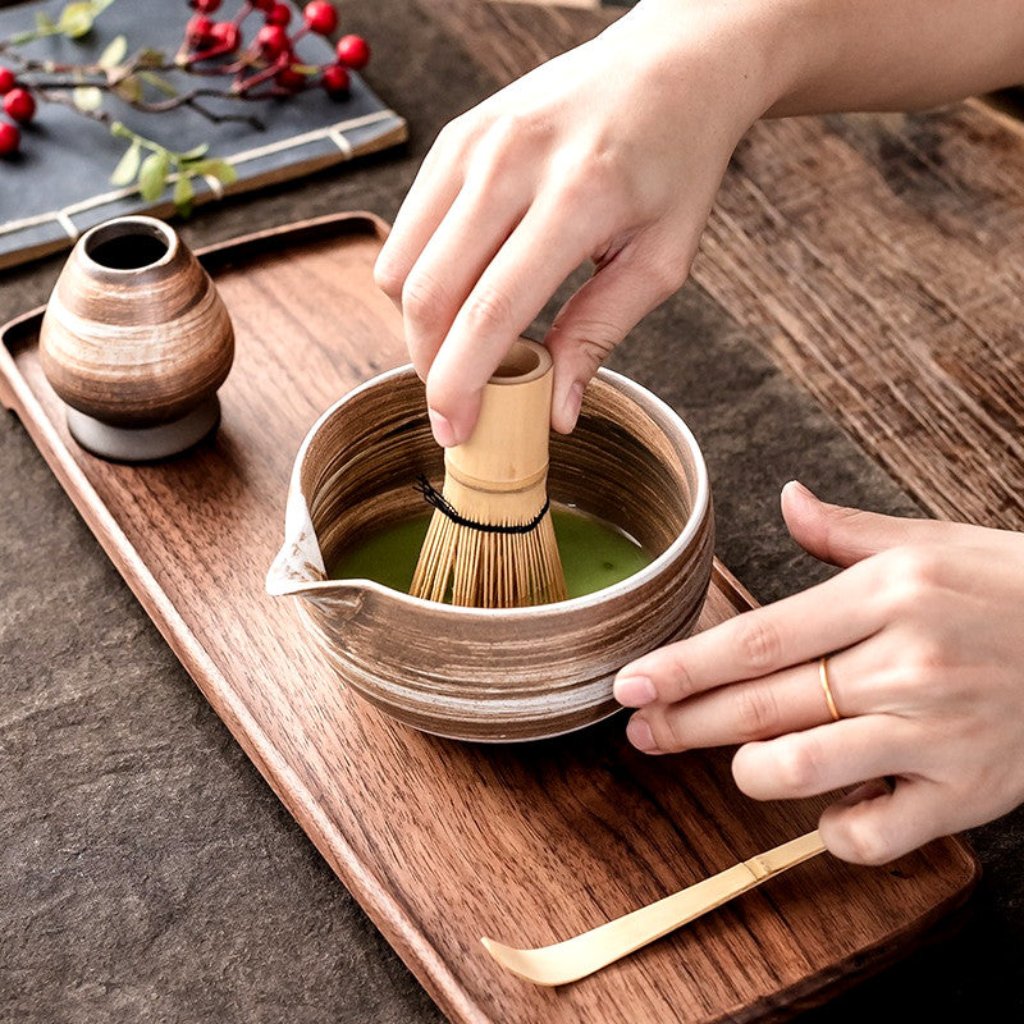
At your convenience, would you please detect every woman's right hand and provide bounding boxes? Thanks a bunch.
[374,0,788,446]
[376,0,1024,449]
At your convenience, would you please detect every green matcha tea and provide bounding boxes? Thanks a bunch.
[329,505,652,601]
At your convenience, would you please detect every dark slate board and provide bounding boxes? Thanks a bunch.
[0,0,406,268]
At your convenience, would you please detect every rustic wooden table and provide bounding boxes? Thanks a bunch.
[2,2,1023,1022]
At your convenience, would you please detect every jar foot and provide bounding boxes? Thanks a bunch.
[66,396,221,462]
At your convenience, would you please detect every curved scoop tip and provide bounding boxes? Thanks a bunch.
[479,936,570,987]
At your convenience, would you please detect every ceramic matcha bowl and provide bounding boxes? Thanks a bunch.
[267,366,714,742]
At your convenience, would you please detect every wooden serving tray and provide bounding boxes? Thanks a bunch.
[0,213,979,1024]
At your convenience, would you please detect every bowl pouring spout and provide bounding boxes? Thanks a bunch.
[266,484,356,600]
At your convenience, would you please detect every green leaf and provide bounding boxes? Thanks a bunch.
[112,74,142,103]
[72,85,103,112]
[173,173,194,210]
[138,150,169,201]
[135,48,166,69]
[187,159,237,186]
[10,11,57,42]
[58,3,95,39]
[178,142,210,161]
[98,34,127,68]
[109,119,133,140]
[91,0,118,15]
[138,71,178,97]
[109,140,141,186]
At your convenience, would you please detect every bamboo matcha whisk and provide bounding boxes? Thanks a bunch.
[410,339,568,608]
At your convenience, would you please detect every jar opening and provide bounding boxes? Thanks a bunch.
[84,219,173,271]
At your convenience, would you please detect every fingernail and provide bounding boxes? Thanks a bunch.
[428,409,457,448]
[626,716,659,753]
[785,480,815,500]
[563,381,585,432]
[614,675,656,707]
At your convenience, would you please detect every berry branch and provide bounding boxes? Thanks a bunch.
[0,0,372,213]
[32,74,267,130]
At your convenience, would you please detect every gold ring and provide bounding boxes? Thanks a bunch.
[818,656,841,722]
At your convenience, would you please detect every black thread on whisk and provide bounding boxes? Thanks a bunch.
[414,475,550,535]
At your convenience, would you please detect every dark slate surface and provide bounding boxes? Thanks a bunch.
[0,0,403,265]
[3,1,1023,1021]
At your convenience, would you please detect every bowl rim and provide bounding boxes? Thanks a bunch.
[285,363,710,620]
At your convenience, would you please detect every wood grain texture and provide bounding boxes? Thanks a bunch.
[421,0,620,86]
[419,0,1024,534]
[696,103,1024,531]
[1,214,977,1024]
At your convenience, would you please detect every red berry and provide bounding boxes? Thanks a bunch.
[321,62,349,97]
[256,23,290,59]
[209,21,240,52]
[267,2,292,26]
[251,0,274,9]
[303,1,337,35]
[0,67,15,94]
[3,88,35,124]
[186,14,214,45]
[275,64,306,91]
[335,34,369,70]
[190,0,221,13]
[0,120,19,156]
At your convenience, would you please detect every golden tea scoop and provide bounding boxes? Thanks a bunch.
[481,829,826,986]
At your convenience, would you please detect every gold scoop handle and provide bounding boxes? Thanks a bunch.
[481,829,827,987]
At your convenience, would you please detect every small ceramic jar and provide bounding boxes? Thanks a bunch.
[40,215,234,461]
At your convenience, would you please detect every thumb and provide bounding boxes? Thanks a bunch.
[781,480,962,568]
[545,242,688,434]
[818,777,952,865]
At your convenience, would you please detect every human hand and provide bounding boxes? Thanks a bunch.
[374,0,785,445]
[614,481,1024,865]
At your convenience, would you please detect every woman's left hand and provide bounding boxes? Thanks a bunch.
[614,481,1024,865]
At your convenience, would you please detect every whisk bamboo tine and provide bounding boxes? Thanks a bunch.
[411,339,567,608]
[481,830,827,987]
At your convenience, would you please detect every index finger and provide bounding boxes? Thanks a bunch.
[374,121,472,300]
[614,556,889,707]
[425,193,609,444]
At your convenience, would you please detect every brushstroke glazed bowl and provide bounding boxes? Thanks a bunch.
[267,366,714,743]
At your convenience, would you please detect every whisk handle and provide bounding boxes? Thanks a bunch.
[445,339,554,492]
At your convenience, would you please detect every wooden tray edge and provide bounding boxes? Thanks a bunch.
[0,210,982,1024]
[665,569,981,1020]
[731,854,980,1023]
[1,210,491,1024]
